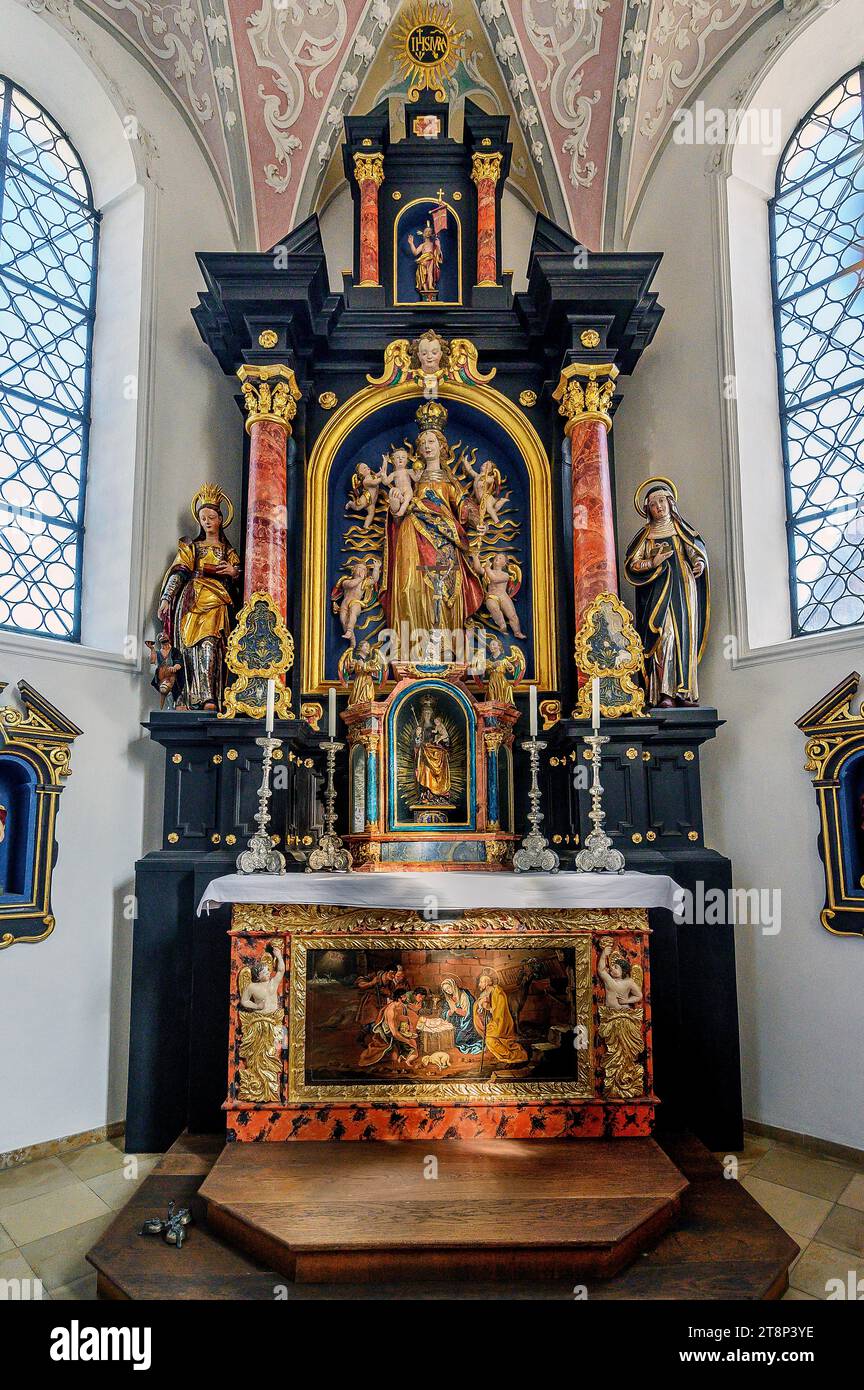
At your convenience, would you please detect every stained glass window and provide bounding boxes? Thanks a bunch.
[0,77,99,640]
[770,65,864,636]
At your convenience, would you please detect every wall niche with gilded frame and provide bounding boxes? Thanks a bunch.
[798,671,864,938]
[0,681,81,949]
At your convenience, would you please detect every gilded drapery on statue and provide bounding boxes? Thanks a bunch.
[623,478,709,708]
[158,485,240,711]
[380,417,485,641]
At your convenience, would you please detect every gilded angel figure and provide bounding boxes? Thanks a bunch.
[236,944,285,1106]
[473,635,525,705]
[331,556,382,645]
[596,938,644,1100]
[338,638,385,706]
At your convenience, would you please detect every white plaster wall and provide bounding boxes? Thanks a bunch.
[0,1,239,1153]
[613,2,864,1148]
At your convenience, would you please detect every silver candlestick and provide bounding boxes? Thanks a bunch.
[236,736,286,875]
[513,737,560,873]
[307,739,353,872]
[575,733,625,873]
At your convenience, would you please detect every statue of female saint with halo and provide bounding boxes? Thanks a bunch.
[157,483,240,710]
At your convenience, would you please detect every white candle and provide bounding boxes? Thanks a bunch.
[328,686,336,737]
[591,677,600,730]
[529,684,538,737]
[265,678,275,735]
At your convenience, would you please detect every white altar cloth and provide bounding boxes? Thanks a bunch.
[198,870,682,915]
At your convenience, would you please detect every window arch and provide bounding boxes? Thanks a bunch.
[769,64,864,637]
[0,76,99,641]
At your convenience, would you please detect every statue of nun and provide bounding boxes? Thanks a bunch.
[624,477,709,707]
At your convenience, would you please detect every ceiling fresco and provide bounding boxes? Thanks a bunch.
[67,0,826,250]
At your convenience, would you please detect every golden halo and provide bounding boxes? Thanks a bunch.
[634,476,678,518]
[191,483,234,530]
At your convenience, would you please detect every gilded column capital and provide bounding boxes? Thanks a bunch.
[237,363,302,435]
[353,151,385,187]
[552,361,619,435]
[471,151,503,185]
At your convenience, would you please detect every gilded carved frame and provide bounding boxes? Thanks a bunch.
[287,931,593,1103]
[0,681,81,949]
[301,378,558,695]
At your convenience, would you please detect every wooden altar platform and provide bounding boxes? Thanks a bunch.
[199,1138,687,1283]
[87,1131,799,1300]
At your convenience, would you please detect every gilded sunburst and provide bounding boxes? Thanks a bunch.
[393,1,462,101]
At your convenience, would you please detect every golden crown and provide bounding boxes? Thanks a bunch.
[415,399,448,431]
[190,483,234,529]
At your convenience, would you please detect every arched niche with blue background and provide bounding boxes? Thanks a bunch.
[798,671,864,939]
[0,681,81,949]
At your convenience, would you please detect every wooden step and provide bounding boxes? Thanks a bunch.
[200,1138,688,1283]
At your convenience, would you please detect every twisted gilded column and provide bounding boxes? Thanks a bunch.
[471,151,502,287]
[553,361,620,654]
[237,364,302,620]
[353,151,385,287]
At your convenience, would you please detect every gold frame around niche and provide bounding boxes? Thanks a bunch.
[301,379,558,694]
[288,932,593,1104]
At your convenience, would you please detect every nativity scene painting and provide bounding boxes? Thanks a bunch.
[298,944,585,1092]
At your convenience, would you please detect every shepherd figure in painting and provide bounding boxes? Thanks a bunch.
[473,969,528,1066]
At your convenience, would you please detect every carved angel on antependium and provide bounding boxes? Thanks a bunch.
[331,556,382,645]
[338,638,385,707]
[596,937,644,1101]
[236,943,285,1106]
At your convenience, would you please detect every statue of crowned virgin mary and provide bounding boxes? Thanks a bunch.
[379,402,484,648]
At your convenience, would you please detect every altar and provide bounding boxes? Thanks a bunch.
[200,870,679,1144]
[194,869,689,1283]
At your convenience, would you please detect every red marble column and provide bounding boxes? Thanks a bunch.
[471,152,502,287]
[553,363,620,651]
[238,365,301,620]
[245,417,289,615]
[353,152,384,287]
[569,416,618,636]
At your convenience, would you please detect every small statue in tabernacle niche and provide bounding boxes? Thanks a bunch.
[413,693,452,808]
[144,631,184,709]
[624,478,709,707]
[596,937,644,1100]
[473,635,525,706]
[237,943,285,1105]
[339,638,386,706]
[157,484,240,711]
[407,219,443,303]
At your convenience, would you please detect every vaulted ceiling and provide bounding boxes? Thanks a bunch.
[76,0,810,251]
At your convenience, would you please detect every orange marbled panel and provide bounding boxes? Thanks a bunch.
[226,1101,654,1142]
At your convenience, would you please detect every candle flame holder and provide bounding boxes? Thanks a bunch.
[575,733,625,873]
[307,739,353,873]
[513,737,560,873]
[236,736,287,875]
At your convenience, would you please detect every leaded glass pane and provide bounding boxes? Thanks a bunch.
[770,65,864,636]
[0,76,98,641]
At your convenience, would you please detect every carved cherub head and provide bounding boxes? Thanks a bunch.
[411,330,449,376]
